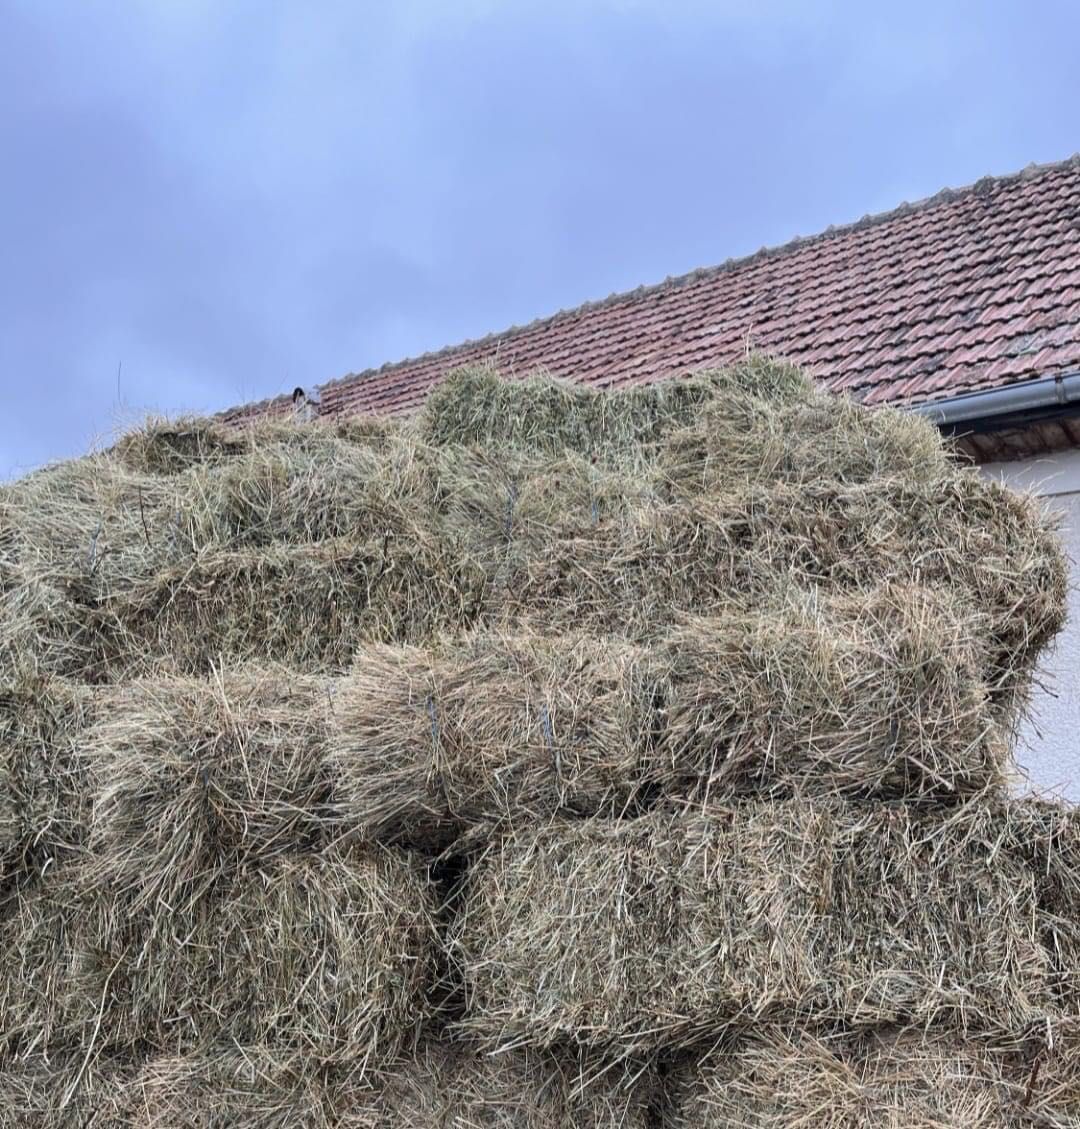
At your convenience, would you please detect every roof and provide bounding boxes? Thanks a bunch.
[223,155,1080,425]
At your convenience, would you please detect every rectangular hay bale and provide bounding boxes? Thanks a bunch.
[84,668,335,910]
[96,532,487,678]
[332,634,659,845]
[498,475,1066,711]
[0,847,437,1065]
[452,802,1052,1054]
[665,1028,1078,1128]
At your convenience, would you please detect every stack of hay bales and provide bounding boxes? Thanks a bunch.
[0,356,1075,1126]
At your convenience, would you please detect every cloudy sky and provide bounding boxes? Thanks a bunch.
[2,1,1078,477]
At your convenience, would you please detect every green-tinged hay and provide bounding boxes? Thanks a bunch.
[0,455,179,596]
[440,445,662,568]
[178,433,436,552]
[337,1041,654,1128]
[665,1029,1064,1129]
[333,587,998,849]
[84,846,436,1061]
[114,1048,329,1128]
[0,1055,128,1129]
[332,635,659,845]
[452,802,1050,1054]
[418,365,717,462]
[1,425,443,604]
[96,533,487,679]
[0,675,95,880]
[659,378,950,492]
[657,584,1001,802]
[86,669,335,911]
[500,475,1067,706]
[703,353,815,401]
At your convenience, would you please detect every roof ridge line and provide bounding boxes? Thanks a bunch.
[223,152,1080,420]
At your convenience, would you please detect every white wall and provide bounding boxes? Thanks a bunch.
[982,448,1080,802]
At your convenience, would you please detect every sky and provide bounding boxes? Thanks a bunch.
[2,1,1079,478]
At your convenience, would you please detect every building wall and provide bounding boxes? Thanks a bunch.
[983,448,1080,802]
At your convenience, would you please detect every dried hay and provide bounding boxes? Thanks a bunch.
[0,674,95,881]
[113,413,402,477]
[659,377,950,492]
[95,532,487,679]
[452,802,1050,1054]
[0,455,177,596]
[175,429,448,555]
[665,1028,1067,1129]
[338,1040,654,1127]
[332,587,999,850]
[331,635,659,845]
[419,357,946,494]
[0,867,88,1057]
[0,563,95,682]
[1,425,440,600]
[112,415,251,475]
[500,475,1067,706]
[113,1047,328,1128]
[440,445,662,569]
[1000,800,1080,1015]
[0,1054,127,1129]
[657,584,1001,803]
[418,364,717,463]
[85,668,336,912]
[79,846,436,1061]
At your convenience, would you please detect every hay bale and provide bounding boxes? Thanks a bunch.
[659,378,950,492]
[0,674,95,880]
[1,427,442,602]
[666,1030,1030,1128]
[1000,800,1080,1015]
[337,1041,654,1128]
[331,634,659,844]
[113,1048,328,1128]
[657,584,1000,802]
[418,357,943,491]
[441,445,661,570]
[0,1054,127,1129]
[96,532,487,679]
[0,563,95,682]
[452,802,1050,1054]
[418,365,716,462]
[85,668,335,911]
[500,475,1067,706]
[113,413,402,477]
[0,868,88,1057]
[0,455,177,583]
[177,430,445,554]
[112,415,250,475]
[84,846,436,1060]
[333,587,999,848]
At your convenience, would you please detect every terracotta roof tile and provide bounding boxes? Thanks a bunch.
[223,156,1080,423]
